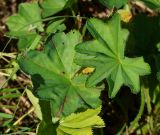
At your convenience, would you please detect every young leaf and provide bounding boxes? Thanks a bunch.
[75,13,150,98]
[57,107,105,135]
[18,30,101,118]
[98,0,128,9]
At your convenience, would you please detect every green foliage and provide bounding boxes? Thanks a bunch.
[6,2,43,34]
[6,1,67,50]
[57,107,105,135]
[40,0,67,17]
[75,14,150,98]
[18,30,101,118]
[6,2,43,50]
[5,0,160,134]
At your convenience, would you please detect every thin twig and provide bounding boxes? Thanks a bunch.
[5,107,34,133]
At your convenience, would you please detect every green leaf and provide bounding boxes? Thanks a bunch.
[75,13,150,98]
[6,2,43,35]
[57,107,105,135]
[40,0,66,17]
[18,30,101,117]
[6,2,43,50]
[40,0,77,17]
[98,0,128,9]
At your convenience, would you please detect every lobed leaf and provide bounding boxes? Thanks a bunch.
[18,30,101,117]
[6,2,43,34]
[75,13,151,98]
[57,107,105,135]
[6,2,43,50]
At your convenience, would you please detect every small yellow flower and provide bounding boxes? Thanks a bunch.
[118,5,132,23]
[82,67,95,74]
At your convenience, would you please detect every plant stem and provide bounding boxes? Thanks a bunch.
[82,23,87,38]
[116,123,126,135]
[100,128,104,135]
[128,85,145,133]
[144,86,152,114]
[143,84,154,132]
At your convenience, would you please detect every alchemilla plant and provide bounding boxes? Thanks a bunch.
[5,0,160,134]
